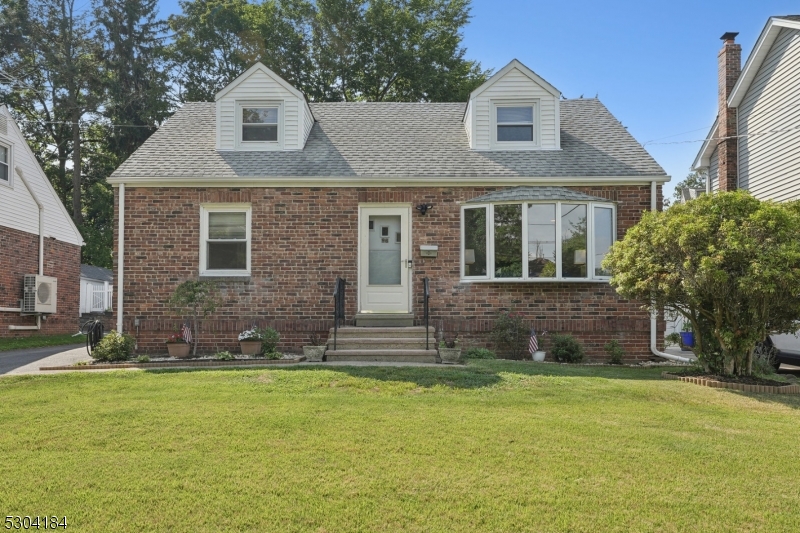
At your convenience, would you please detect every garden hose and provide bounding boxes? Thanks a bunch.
[81,319,105,357]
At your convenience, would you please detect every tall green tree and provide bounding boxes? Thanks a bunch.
[169,0,489,102]
[603,191,800,376]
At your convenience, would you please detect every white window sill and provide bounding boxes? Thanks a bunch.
[200,272,251,279]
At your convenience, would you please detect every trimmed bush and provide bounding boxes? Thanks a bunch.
[464,347,496,359]
[550,334,585,363]
[91,331,135,362]
[604,340,624,365]
[257,327,280,354]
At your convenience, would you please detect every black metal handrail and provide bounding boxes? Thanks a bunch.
[333,277,346,350]
[423,277,430,350]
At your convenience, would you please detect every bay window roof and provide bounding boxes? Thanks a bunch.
[467,186,611,204]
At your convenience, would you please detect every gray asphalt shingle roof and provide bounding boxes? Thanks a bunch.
[467,186,609,203]
[111,99,666,179]
[81,264,113,282]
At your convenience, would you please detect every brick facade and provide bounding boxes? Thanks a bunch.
[0,226,81,336]
[114,184,664,361]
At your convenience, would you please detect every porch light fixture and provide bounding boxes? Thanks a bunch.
[416,203,433,216]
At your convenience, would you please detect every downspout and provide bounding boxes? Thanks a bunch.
[8,166,43,330]
[650,180,691,363]
[116,183,125,333]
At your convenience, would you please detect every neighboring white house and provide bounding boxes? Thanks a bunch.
[0,106,84,335]
[80,264,113,315]
[693,16,800,199]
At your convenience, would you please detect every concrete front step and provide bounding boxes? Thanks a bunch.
[354,313,415,327]
[329,326,435,338]
[325,349,438,363]
[328,337,435,350]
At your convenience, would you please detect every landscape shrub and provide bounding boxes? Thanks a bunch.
[136,355,151,363]
[464,347,496,359]
[550,334,585,363]
[604,340,624,365]
[257,327,280,354]
[215,351,235,361]
[91,331,135,362]
[490,311,529,359]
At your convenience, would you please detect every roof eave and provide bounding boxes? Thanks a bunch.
[692,119,719,170]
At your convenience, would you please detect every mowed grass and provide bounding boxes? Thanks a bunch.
[1,361,799,532]
[0,333,81,352]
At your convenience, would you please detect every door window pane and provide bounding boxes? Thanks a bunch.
[494,204,522,278]
[463,208,487,277]
[528,203,556,278]
[594,207,614,277]
[561,203,587,278]
[368,215,401,285]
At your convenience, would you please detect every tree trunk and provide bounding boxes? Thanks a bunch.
[71,109,82,226]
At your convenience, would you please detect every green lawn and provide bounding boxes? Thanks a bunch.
[0,333,82,352]
[1,361,799,532]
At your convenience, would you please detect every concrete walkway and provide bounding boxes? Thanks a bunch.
[1,345,89,376]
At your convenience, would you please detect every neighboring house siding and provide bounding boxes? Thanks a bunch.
[709,145,719,192]
[216,69,307,150]
[113,185,661,360]
[738,27,800,200]
[472,67,559,150]
[0,108,83,246]
[0,225,81,335]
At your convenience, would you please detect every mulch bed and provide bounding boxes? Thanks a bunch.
[662,371,800,394]
[41,357,306,371]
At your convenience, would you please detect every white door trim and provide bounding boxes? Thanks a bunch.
[358,204,413,313]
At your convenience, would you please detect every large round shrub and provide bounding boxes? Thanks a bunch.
[550,334,585,363]
[91,331,136,362]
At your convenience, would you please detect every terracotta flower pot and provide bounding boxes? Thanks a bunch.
[167,342,191,358]
[239,340,263,356]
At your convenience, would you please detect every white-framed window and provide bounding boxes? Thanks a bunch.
[461,201,616,282]
[199,204,251,277]
[491,100,539,149]
[236,101,282,150]
[0,142,11,187]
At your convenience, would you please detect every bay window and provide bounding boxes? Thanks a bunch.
[461,201,615,281]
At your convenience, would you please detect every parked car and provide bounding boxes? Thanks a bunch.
[759,333,800,370]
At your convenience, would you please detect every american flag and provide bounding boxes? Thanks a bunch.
[181,323,193,344]
[528,328,538,354]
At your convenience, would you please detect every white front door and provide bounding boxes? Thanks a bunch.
[359,206,412,313]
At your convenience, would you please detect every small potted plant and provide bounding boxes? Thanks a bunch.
[438,335,461,364]
[238,327,263,356]
[303,333,327,362]
[165,332,191,358]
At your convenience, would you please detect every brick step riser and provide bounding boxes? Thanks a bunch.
[329,341,432,350]
[326,354,438,363]
[329,327,435,339]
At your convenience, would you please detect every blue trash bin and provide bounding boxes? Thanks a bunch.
[680,331,695,347]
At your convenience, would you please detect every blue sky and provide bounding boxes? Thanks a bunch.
[157,0,798,200]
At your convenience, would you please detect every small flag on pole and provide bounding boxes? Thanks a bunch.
[181,322,193,345]
[528,328,538,354]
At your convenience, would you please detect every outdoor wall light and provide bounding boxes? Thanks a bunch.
[415,203,434,215]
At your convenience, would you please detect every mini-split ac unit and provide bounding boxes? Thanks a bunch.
[22,274,57,314]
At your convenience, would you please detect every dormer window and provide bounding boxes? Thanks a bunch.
[235,101,282,150]
[242,107,278,141]
[491,100,539,149]
[497,106,533,142]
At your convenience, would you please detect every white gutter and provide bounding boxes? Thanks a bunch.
[116,183,125,333]
[9,166,42,330]
[650,181,691,363]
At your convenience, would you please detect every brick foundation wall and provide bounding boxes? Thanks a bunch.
[0,226,81,337]
[114,185,664,361]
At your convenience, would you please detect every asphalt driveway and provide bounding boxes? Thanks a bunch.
[0,344,84,375]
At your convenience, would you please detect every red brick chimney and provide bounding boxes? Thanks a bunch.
[717,32,741,191]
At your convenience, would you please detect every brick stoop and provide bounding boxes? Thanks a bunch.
[326,326,438,363]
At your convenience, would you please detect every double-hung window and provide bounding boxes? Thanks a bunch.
[0,143,10,185]
[200,204,251,277]
[493,101,538,148]
[461,201,615,282]
[237,102,281,149]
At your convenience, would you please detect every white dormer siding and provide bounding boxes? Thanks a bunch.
[215,63,313,151]
[465,59,561,151]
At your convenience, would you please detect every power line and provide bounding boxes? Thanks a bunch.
[642,125,714,146]
[643,123,800,146]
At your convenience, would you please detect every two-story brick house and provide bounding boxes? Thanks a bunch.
[109,59,669,361]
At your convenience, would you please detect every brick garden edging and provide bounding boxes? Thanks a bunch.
[41,357,306,372]
[662,371,800,394]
